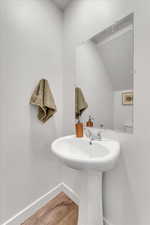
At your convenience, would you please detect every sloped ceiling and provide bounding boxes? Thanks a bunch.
[98,29,133,91]
[91,14,134,91]
[52,0,73,10]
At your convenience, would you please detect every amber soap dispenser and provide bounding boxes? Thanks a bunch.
[75,119,84,138]
[86,115,94,127]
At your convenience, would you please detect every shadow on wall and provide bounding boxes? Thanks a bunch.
[28,105,61,197]
[103,152,140,225]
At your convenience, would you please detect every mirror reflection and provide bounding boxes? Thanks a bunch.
[75,14,134,133]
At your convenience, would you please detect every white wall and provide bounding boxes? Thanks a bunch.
[0,0,63,223]
[113,90,133,131]
[1,1,150,225]
[98,30,133,91]
[76,40,113,128]
[63,1,150,225]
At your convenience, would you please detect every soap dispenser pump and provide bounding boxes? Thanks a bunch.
[86,115,94,127]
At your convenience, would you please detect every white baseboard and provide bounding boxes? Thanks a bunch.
[1,182,114,225]
[1,183,62,225]
[61,183,79,205]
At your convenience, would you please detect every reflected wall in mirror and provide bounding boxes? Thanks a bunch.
[75,13,134,133]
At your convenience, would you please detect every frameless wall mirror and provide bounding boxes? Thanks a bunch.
[75,13,134,134]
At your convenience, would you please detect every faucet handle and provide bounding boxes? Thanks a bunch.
[84,128,92,138]
[100,124,104,129]
[97,131,102,140]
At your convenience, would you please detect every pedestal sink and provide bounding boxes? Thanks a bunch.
[51,135,120,225]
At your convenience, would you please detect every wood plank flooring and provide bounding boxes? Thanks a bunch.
[21,192,78,225]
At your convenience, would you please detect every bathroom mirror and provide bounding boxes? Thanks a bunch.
[75,13,134,133]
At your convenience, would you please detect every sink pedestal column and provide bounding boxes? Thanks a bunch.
[78,171,103,225]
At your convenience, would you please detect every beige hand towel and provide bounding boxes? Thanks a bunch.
[30,79,57,123]
[75,87,88,119]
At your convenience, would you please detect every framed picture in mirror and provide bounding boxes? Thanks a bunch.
[122,92,133,105]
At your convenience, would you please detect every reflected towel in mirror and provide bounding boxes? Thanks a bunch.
[75,87,88,119]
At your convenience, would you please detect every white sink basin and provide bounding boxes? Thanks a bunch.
[51,135,120,171]
[51,135,120,225]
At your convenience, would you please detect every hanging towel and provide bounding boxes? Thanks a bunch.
[75,87,88,119]
[30,79,57,123]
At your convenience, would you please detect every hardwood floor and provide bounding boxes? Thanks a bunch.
[21,192,78,225]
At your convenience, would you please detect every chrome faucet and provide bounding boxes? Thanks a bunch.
[85,129,94,145]
[84,128,102,145]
